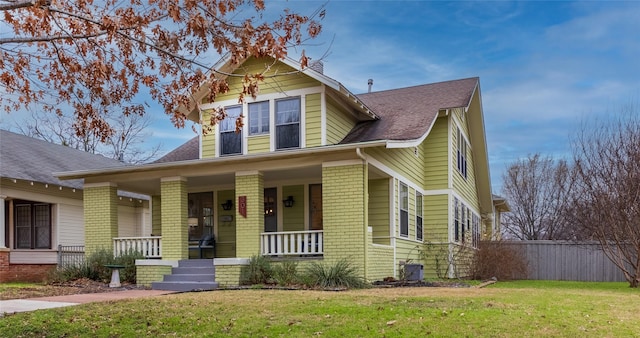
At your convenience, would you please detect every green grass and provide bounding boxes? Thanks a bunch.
[1,281,639,337]
[0,282,42,292]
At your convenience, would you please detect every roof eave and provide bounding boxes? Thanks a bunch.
[55,140,387,180]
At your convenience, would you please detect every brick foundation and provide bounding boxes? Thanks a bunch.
[0,250,56,283]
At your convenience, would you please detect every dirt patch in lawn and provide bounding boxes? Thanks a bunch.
[0,278,149,300]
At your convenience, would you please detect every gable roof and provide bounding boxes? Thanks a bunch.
[342,77,479,144]
[0,129,127,189]
[154,136,199,163]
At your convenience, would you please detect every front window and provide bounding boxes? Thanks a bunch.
[399,182,408,237]
[15,200,51,249]
[220,105,242,155]
[416,192,423,241]
[249,101,269,135]
[275,97,300,149]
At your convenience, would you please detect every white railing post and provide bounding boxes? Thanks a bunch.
[112,236,162,259]
[259,230,323,257]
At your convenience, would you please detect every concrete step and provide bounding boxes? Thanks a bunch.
[163,274,215,282]
[178,259,214,268]
[172,267,216,275]
[151,281,219,292]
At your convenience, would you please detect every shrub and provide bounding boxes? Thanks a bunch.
[272,260,299,286]
[242,255,273,285]
[470,241,529,281]
[48,248,143,284]
[305,259,366,289]
[113,249,145,283]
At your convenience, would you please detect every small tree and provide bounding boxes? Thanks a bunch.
[570,103,640,287]
[501,153,574,240]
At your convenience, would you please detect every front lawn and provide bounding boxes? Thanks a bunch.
[1,281,638,337]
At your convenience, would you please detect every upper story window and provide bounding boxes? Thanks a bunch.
[275,97,300,149]
[457,128,468,179]
[249,101,269,135]
[399,182,409,238]
[220,105,242,156]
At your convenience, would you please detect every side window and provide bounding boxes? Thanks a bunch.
[457,128,468,179]
[416,192,423,241]
[220,105,242,155]
[275,97,300,149]
[399,182,409,237]
[454,197,459,242]
[249,101,269,135]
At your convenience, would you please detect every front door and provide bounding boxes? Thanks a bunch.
[187,192,213,241]
[264,188,277,232]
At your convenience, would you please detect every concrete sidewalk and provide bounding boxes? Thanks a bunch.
[0,289,176,315]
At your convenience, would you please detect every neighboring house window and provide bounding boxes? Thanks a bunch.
[220,105,242,155]
[454,197,459,242]
[14,200,51,249]
[457,128,468,179]
[249,101,269,135]
[416,192,423,241]
[275,97,300,149]
[399,182,409,238]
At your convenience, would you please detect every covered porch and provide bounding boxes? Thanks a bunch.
[63,147,396,286]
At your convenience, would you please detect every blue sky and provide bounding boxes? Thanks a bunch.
[4,1,639,193]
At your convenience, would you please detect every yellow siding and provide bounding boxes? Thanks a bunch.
[282,185,304,231]
[208,57,321,103]
[422,194,450,278]
[367,146,426,188]
[216,190,236,258]
[326,97,357,144]
[395,239,424,278]
[305,93,322,147]
[247,135,270,154]
[452,114,479,209]
[423,117,449,190]
[202,124,215,159]
[368,178,390,245]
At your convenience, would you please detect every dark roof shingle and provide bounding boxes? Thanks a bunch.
[154,136,199,163]
[342,77,478,143]
[0,129,126,189]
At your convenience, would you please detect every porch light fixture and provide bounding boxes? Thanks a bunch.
[283,196,295,208]
[221,199,233,211]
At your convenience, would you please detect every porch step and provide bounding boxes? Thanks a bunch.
[151,281,219,292]
[151,259,218,292]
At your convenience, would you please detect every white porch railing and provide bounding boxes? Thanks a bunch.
[113,236,162,258]
[260,230,323,256]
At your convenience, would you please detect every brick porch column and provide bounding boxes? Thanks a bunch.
[160,177,188,260]
[84,183,118,255]
[235,171,264,258]
[322,160,368,275]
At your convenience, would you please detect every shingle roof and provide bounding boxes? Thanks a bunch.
[154,136,199,163]
[341,77,479,143]
[0,129,127,189]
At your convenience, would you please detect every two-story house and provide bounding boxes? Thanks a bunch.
[57,55,504,289]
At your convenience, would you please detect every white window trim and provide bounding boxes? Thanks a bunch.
[415,191,423,242]
[399,182,409,238]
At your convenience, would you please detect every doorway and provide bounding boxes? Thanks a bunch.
[264,188,277,232]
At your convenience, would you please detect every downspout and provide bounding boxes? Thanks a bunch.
[356,148,369,280]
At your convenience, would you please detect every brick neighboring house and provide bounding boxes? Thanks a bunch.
[0,130,150,282]
[57,55,507,290]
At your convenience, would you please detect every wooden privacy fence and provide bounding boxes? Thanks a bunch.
[506,241,626,282]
